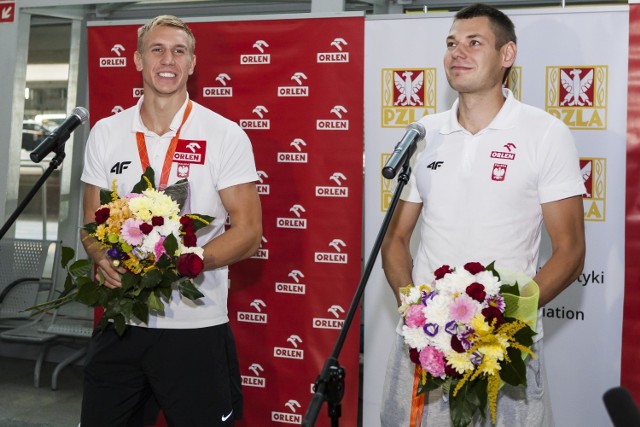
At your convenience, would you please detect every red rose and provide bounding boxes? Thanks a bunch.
[464,262,485,275]
[183,232,197,247]
[94,207,110,224]
[450,335,465,353]
[408,347,420,365]
[151,216,164,226]
[177,253,204,278]
[180,216,193,226]
[466,282,487,303]
[434,265,452,280]
[139,223,153,235]
[481,306,504,328]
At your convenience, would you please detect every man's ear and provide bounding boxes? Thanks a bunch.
[501,41,517,68]
[134,51,143,72]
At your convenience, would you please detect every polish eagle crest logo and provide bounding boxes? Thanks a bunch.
[394,71,424,106]
[560,68,594,107]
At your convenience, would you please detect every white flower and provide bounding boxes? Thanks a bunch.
[402,325,430,350]
[475,270,501,296]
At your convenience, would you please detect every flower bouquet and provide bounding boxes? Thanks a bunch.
[27,167,213,336]
[399,261,539,427]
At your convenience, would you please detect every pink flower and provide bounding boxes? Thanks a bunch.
[405,305,426,328]
[121,218,144,246]
[449,294,477,324]
[154,236,167,260]
[419,346,446,377]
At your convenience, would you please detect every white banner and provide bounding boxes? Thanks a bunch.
[363,6,628,427]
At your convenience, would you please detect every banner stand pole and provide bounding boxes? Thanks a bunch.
[302,160,413,427]
[0,146,67,241]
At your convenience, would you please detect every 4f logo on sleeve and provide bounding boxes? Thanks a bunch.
[110,161,131,174]
[545,65,608,130]
[174,139,206,165]
[381,68,436,128]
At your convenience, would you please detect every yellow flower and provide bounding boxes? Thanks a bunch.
[446,351,474,374]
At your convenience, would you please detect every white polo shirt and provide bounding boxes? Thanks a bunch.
[403,88,585,287]
[81,96,259,329]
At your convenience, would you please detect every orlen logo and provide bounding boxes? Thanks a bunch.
[237,299,267,324]
[271,399,302,424]
[316,105,349,130]
[256,170,270,195]
[111,105,124,115]
[545,66,608,130]
[203,72,233,97]
[240,105,270,130]
[277,204,307,229]
[275,269,306,295]
[240,40,271,65]
[317,37,350,63]
[274,335,304,360]
[382,68,436,128]
[313,305,345,330]
[315,172,349,198]
[278,72,309,97]
[100,43,127,67]
[242,363,266,388]
[581,157,606,222]
[278,138,308,163]
[315,239,348,264]
[132,88,144,98]
[504,66,522,101]
[251,236,269,260]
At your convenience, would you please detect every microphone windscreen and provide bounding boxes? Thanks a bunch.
[603,386,640,427]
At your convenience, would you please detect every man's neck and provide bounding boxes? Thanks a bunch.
[140,91,188,135]
[456,89,506,135]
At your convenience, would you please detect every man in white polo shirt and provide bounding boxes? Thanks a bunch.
[380,3,585,426]
[79,15,262,427]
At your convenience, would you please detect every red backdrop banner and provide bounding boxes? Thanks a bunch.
[622,4,640,402]
[87,15,364,427]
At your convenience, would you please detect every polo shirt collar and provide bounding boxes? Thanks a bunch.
[440,88,520,135]
[132,95,191,136]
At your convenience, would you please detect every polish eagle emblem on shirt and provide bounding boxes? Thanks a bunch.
[394,71,424,106]
[560,68,594,107]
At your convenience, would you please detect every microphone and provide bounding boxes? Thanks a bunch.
[382,121,426,179]
[30,106,89,163]
[603,386,640,427]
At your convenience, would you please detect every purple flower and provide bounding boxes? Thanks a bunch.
[107,247,125,260]
[423,323,439,337]
[470,352,483,366]
[445,320,458,335]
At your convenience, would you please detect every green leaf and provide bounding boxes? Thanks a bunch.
[178,279,204,301]
[163,179,189,210]
[450,379,482,427]
[122,272,140,290]
[83,222,98,235]
[163,234,178,257]
[132,301,149,324]
[69,259,92,278]
[61,246,75,268]
[155,254,171,269]
[64,274,74,292]
[500,347,527,387]
[141,269,163,289]
[99,188,112,205]
[485,261,500,281]
[512,323,536,348]
[500,282,520,296]
[418,374,445,395]
[147,291,164,314]
[113,314,126,336]
[76,277,100,305]
[131,167,155,193]
[160,286,173,300]
[191,214,215,232]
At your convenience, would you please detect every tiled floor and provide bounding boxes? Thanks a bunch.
[0,356,83,427]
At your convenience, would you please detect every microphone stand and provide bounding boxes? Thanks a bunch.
[0,144,67,241]
[302,159,413,427]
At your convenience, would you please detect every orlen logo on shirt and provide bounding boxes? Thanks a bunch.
[174,139,206,165]
[100,43,127,67]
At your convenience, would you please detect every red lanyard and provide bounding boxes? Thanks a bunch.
[135,100,193,189]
